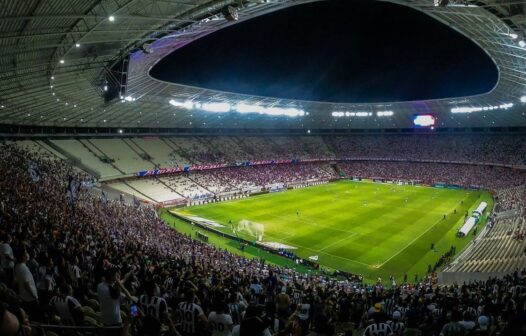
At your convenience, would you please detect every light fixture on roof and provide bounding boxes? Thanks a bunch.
[201,102,231,112]
[509,33,519,39]
[59,59,64,64]
[520,96,526,103]
[75,43,80,48]
[50,76,54,80]
[451,103,513,113]
[0,105,4,108]
[519,40,526,48]
[118,129,123,134]
[233,103,304,117]
[109,15,115,22]
[169,99,194,109]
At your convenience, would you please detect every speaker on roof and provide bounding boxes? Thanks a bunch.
[222,6,238,21]
[434,0,449,7]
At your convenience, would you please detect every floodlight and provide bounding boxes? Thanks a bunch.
[169,99,194,109]
[235,103,266,114]
[201,102,231,112]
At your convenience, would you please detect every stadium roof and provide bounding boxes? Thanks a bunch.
[1,0,526,130]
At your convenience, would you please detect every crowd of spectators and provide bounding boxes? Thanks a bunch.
[2,141,526,336]
[162,134,526,167]
[495,186,526,216]
[338,161,526,191]
[198,163,336,193]
[325,135,526,166]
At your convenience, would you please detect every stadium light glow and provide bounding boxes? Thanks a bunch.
[169,99,194,109]
[59,59,64,64]
[109,15,115,22]
[201,102,231,112]
[266,107,304,117]
[356,112,370,117]
[332,111,372,117]
[234,103,266,114]
[377,111,394,117]
[124,96,136,102]
[451,103,513,113]
[75,43,80,48]
[519,40,526,48]
[234,103,305,117]
[509,33,519,39]
[521,96,526,103]
[169,100,304,117]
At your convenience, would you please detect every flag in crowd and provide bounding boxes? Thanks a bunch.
[27,159,41,182]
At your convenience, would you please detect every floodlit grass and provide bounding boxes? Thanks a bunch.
[171,180,493,283]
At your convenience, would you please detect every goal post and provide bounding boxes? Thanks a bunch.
[235,219,265,241]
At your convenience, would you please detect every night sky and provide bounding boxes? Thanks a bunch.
[150,0,498,103]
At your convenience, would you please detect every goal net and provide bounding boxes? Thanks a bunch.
[234,220,265,242]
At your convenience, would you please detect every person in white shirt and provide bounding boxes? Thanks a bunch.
[49,284,84,326]
[208,301,233,336]
[0,234,15,285]
[97,268,134,335]
[458,311,476,332]
[14,249,39,320]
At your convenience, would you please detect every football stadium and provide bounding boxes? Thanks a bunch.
[1,0,526,335]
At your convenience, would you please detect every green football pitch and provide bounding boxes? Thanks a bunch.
[172,180,493,282]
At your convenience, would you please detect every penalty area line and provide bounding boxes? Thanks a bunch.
[378,218,442,268]
[319,232,357,252]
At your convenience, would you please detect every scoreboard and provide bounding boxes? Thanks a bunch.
[413,114,436,127]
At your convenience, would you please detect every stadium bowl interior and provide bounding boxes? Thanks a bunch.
[1,1,526,335]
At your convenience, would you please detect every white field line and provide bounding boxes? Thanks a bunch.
[320,232,358,251]
[378,219,442,268]
[183,210,378,268]
[261,231,371,267]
